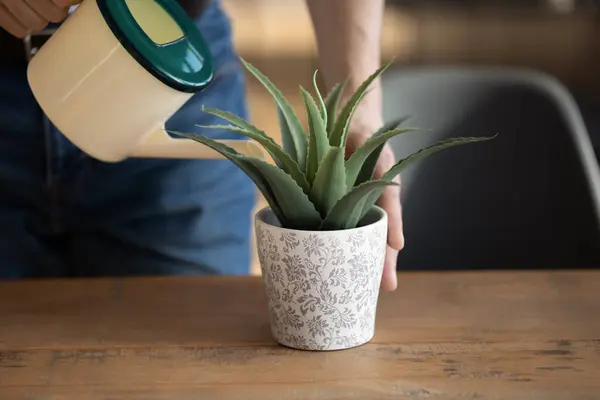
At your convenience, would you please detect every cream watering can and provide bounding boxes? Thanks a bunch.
[27,0,263,162]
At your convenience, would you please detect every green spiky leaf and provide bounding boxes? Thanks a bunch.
[377,115,412,135]
[242,156,323,230]
[301,86,331,184]
[353,115,411,187]
[320,180,400,230]
[170,131,286,225]
[382,135,496,182]
[172,130,322,230]
[197,107,310,194]
[345,196,369,230]
[323,79,348,136]
[309,147,347,218]
[345,126,419,188]
[277,106,298,164]
[312,70,327,126]
[240,58,308,170]
[329,61,393,148]
[358,135,498,221]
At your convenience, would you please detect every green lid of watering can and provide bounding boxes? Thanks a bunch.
[97,0,214,93]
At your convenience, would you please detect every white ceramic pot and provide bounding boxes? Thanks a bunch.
[26,0,261,162]
[255,206,388,351]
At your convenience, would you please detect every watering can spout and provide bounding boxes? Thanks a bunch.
[129,127,265,160]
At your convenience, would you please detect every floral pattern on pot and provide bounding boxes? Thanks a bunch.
[255,206,388,351]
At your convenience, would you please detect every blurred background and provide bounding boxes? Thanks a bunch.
[217,0,600,275]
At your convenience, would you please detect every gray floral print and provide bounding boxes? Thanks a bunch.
[256,210,387,351]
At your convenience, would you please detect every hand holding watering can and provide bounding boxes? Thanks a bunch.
[5,0,262,162]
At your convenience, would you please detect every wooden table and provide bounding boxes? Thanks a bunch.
[1,271,598,399]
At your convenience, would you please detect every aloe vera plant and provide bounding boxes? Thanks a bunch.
[173,58,495,231]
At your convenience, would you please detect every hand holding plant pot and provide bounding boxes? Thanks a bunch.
[173,59,495,351]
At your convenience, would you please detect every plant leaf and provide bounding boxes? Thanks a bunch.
[195,123,311,195]
[200,106,263,136]
[242,156,323,230]
[345,127,419,188]
[301,86,330,184]
[277,106,298,163]
[358,134,498,221]
[309,147,347,218]
[172,130,322,230]
[345,196,368,230]
[328,61,393,148]
[323,79,348,136]
[312,70,327,126]
[170,130,286,225]
[352,115,412,187]
[240,58,308,171]
[320,180,400,230]
[382,135,497,181]
[376,115,412,136]
[198,107,310,194]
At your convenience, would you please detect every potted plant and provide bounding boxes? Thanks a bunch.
[174,59,494,351]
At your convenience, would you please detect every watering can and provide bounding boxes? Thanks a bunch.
[26,0,263,162]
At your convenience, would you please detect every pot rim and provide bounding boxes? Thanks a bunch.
[254,205,387,234]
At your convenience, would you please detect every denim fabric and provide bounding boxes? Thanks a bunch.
[0,0,256,278]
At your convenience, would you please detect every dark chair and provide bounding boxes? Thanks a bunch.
[381,67,600,270]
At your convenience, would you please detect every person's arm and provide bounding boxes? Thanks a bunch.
[306,0,384,130]
[306,0,403,292]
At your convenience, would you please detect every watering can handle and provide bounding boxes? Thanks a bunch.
[129,125,265,160]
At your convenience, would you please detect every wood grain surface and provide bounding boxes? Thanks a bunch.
[0,271,599,399]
